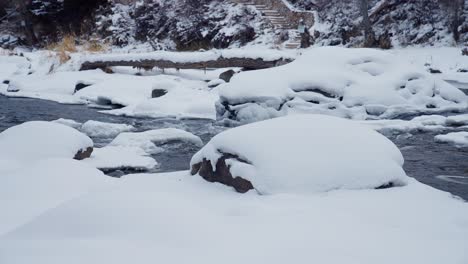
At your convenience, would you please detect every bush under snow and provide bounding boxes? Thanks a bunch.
[217,47,467,124]
[191,114,408,194]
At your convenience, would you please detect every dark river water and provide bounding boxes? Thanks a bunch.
[1,95,467,200]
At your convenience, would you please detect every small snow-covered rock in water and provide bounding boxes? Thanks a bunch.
[51,118,83,129]
[217,47,468,124]
[81,120,135,138]
[435,132,468,147]
[84,146,158,172]
[446,114,468,126]
[191,115,408,194]
[0,121,93,161]
[110,128,203,155]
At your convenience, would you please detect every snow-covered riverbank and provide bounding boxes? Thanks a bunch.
[1,46,468,264]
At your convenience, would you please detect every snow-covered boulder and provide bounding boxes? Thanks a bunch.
[217,47,468,124]
[0,121,94,161]
[81,120,135,138]
[191,115,408,194]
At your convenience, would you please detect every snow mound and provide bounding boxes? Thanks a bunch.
[84,146,157,171]
[81,120,135,138]
[1,172,467,264]
[1,70,106,104]
[51,118,83,129]
[435,132,468,148]
[104,77,218,119]
[0,55,30,81]
[0,158,113,236]
[446,114,468,126]
[110,128,203,155]
[191,114,408,194]
[0,121,93,161]
[217,47,468,124]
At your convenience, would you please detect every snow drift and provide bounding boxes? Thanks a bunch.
[191,114,408,194]
[217,47,468,124]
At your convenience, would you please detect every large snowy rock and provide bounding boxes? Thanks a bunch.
[0,121,94,161]
[191,115,408,194]
[217,47,468,124]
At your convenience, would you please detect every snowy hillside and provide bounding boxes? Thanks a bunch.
[0,0,466,49]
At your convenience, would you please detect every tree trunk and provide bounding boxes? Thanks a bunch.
[359,0,375,47]
[450,0,462,42]
[15,0,37,46]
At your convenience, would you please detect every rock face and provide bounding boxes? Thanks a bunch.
[191,154,254,193]
[74,147,93,160]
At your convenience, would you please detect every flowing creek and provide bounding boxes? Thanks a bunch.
[1,94,467,200]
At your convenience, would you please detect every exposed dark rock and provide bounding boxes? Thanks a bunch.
[429,68,442,74]
[96,97,125,109]
[457,68,468,73]
[462,48,468,56]
[191,153,254,193]
[74,147,93,160]
[74,82,91,93]
[2,80,9,84]
[152,89,168,98]
[219,69,236,83]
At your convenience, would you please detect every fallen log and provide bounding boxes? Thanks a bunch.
[80,56,293,71]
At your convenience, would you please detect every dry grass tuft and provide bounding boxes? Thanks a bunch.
[84,40,109,53]
[46,34,78,64]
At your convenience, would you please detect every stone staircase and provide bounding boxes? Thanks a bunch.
[231,0,313,49]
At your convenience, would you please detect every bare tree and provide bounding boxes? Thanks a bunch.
[449,0,463,42]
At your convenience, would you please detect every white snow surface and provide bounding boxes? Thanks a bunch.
[0,121,93,161]
[218,47,467,123]
[191,115,408,194]
[80,120,135,138]
[1,70,106,104]
[102,76,218,119]
[110,128,203,155]
[0,171,467,264]
[435,132,468,147]
[84,146,157,170]
[0,158,113,236]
